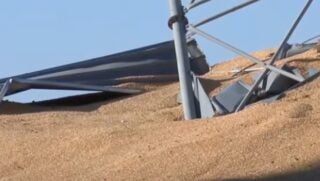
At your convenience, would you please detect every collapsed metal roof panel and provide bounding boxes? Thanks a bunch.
[0,41,178,86]
[0,40,209,103]
[0,41,177,102]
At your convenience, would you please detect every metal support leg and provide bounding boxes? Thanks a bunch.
[169,0,197,120]
[235,0,314,112]
[188,25,304,82]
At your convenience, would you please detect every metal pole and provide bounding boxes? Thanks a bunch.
[169,0,197,120]
[193,0,259,28]
[235,0,313,112]
[188,25,304,82]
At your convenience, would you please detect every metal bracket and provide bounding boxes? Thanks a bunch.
[168,14,189,29]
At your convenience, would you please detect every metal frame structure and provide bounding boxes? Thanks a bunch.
[169,0,314,120]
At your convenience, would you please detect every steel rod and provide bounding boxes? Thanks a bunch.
[303,35,320,44]
[193,0,259,28]
[187,0,259,38]
[188,25,304,82]
[169,0,197,120]
[187,0,212,11]
[235,0,313,112]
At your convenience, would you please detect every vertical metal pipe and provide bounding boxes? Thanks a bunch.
[169,0,197,120]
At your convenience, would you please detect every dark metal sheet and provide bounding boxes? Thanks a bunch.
[214,81,250,113]
[0,40,209,103]
[0,41,178,86]
[0,40,208,85]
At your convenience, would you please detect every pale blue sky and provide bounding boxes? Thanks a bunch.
[0,0,319,102]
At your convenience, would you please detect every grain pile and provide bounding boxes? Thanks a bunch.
[0,48,320,181]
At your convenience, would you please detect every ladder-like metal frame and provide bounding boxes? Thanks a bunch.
[169,0,314,120]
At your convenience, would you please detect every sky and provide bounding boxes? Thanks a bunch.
[0,0,319,102]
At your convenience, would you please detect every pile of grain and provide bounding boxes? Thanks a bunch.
[0,48,320,181]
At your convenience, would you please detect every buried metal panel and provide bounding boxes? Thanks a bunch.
[260,94,284,104]
[258,68,319,105]
[287,69,320,91]
[214,81,250,113]
[193,76,215,118]
[250,66,300,94]
[265,70,299,94]
[210,98,227,115]
[308,68,320,78]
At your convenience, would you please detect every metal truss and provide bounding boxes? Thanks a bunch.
[169,0,314,120]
